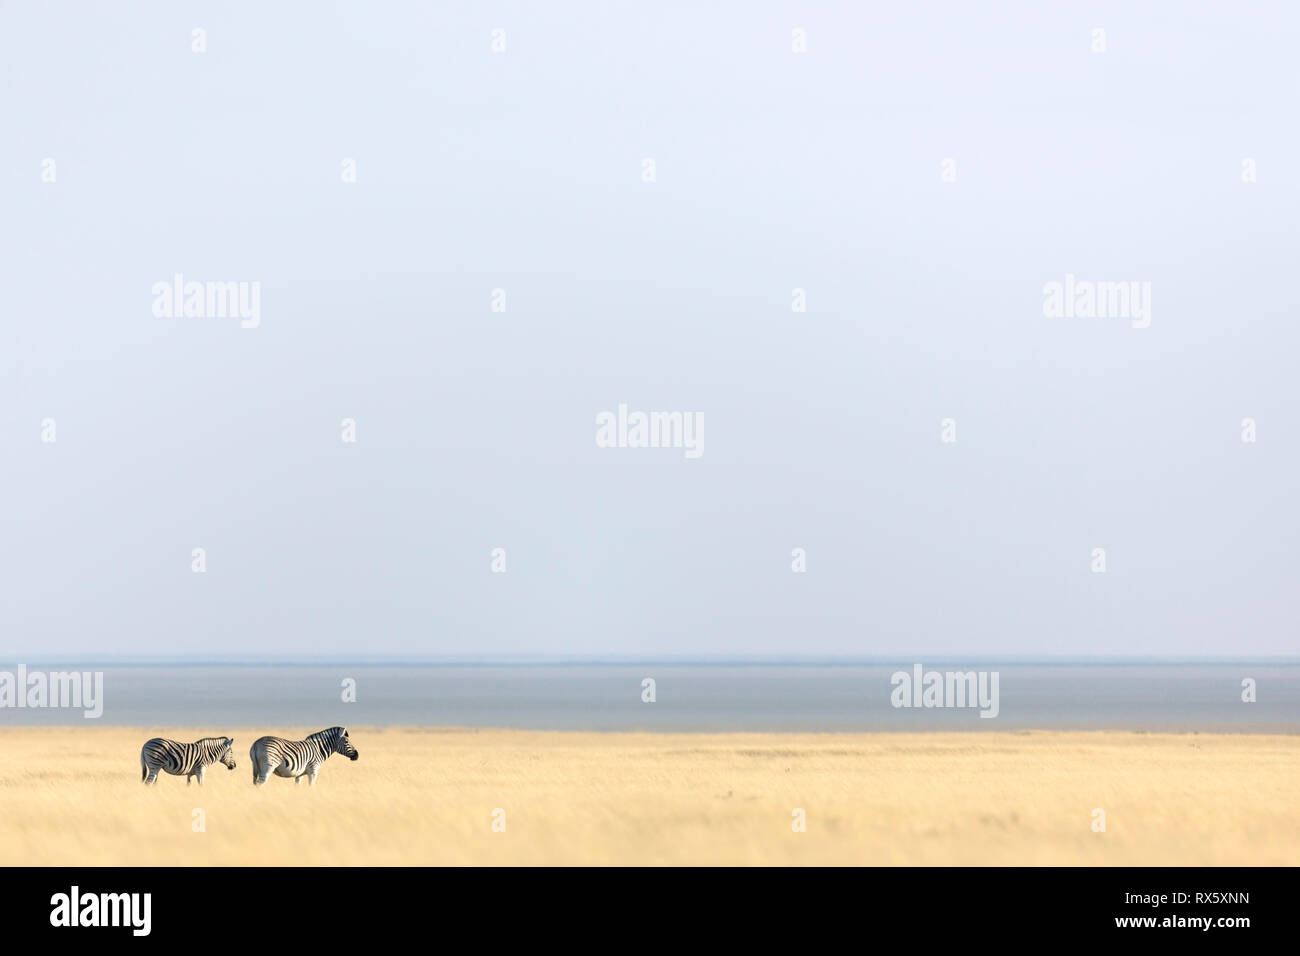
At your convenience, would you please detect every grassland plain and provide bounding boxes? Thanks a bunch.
[1,727,1295,865]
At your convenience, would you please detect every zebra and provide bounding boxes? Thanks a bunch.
[140,736,236,785]
[249,726,358,786]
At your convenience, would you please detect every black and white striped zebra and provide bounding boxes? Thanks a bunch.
[140,736,236,785]
[250,726,358,786]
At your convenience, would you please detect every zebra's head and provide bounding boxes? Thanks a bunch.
[219,737,236,770]
[333,727,359,761]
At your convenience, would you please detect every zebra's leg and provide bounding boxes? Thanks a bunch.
[196,765,206,786]
[306,764,320,786]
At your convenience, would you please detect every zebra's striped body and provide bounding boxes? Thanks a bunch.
[250,726,358,786]
[140,736,236,785]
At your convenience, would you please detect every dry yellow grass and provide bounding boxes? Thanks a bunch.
[0,727,1294,865]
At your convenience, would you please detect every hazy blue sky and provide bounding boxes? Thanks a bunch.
[2,2,1296,658]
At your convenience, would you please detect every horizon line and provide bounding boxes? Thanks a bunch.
[2,654,1297,667]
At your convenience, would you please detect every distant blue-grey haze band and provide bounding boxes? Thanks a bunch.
[1,662,1295,732]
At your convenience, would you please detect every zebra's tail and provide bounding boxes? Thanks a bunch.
[140,755,147,782]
